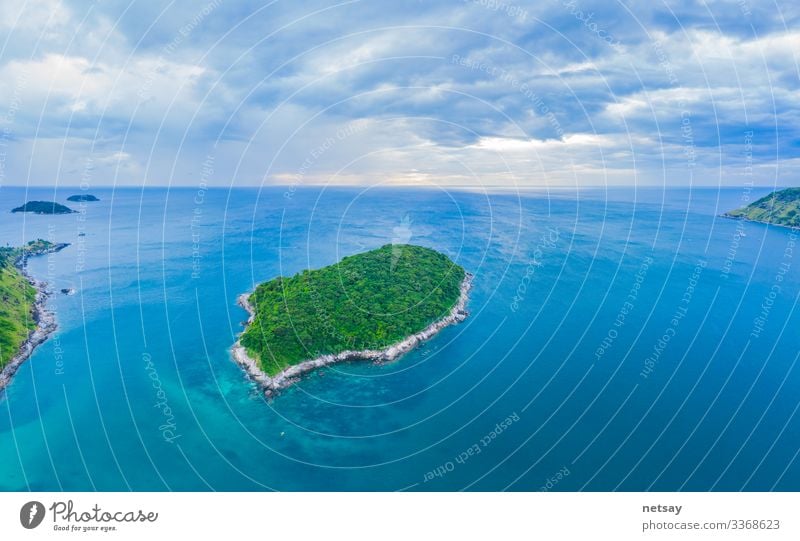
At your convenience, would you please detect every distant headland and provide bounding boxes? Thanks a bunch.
[11,201,76,214]
[232,244,471,395]
[724,188,800,228]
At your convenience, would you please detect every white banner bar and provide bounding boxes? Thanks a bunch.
[1,492,797,540]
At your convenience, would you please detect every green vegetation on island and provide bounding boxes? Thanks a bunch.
[12,201,76,214]
[240,244,466,375]
[0,240,67,370]
[0,250,36,369]
[725,188,800,227]
[67,194,100,202]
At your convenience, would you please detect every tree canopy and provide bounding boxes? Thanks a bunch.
[240,244,465,375]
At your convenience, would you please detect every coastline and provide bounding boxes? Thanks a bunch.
[0,245,67,392]
[721,213,800,231]
[232,272,473,396]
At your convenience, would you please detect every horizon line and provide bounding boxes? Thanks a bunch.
[0,184,786,190]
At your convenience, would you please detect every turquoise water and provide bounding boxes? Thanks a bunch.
[0,186,798,491]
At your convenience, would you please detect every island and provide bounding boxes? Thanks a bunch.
[0,240,69,391]
[232,244,472,395]
[724,188,800,228]
[11,201,76,214]
[67,194,100,202]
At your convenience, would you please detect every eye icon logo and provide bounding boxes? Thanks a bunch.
[20,501,45,529]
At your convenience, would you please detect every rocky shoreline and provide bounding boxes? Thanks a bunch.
[232,272,473,396]
[0,244,68,392]
[721,213,800,231]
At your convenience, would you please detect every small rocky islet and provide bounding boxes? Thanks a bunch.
[11,201,76,214]
[67,194,100,202]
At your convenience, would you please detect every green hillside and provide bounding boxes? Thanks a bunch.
[0,247,37,369]
[240,244,465,375]
[725,188,800,227]
[0,240,67,369]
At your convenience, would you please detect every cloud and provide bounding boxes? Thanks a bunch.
[0,0,797,187]
[0,0,71,34]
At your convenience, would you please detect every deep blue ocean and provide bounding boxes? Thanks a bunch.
[0,185,798,491]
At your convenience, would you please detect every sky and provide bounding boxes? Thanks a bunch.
[0,0,797,189]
